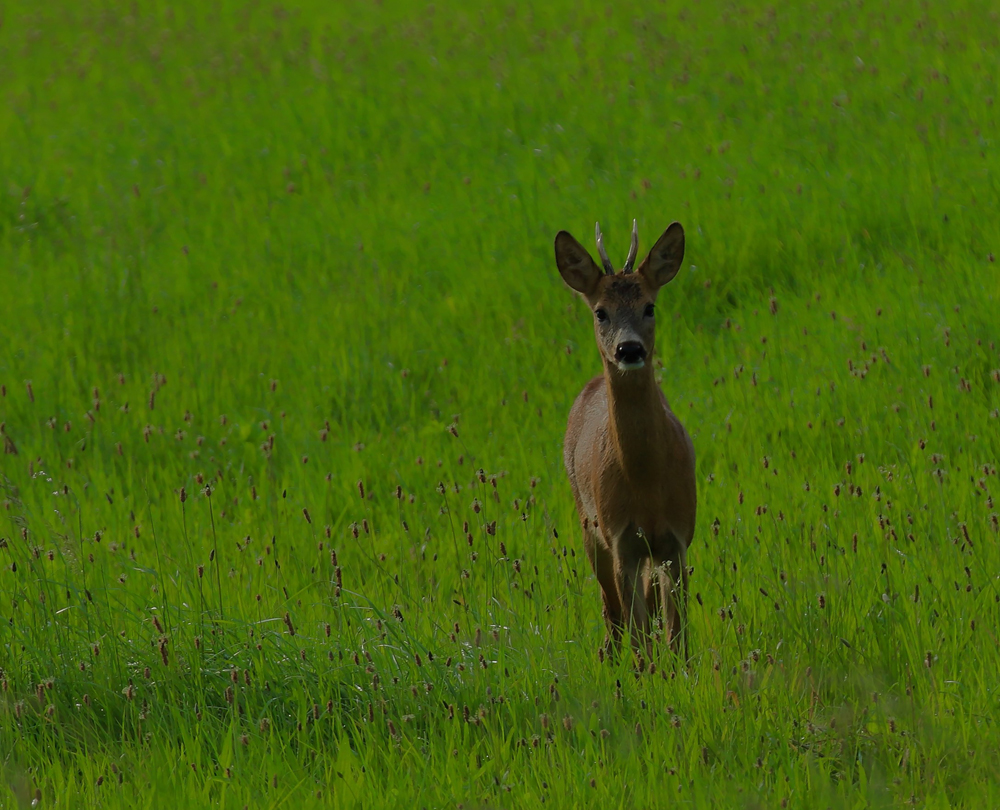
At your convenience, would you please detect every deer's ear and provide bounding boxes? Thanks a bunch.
[637,222,685,289]
[555,231,602,296]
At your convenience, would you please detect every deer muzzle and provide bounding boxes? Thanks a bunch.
[614,341,647,368]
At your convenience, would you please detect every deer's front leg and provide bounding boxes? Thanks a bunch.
[649,537,689,660]
[584,527,623,656]
[613,537,651,656]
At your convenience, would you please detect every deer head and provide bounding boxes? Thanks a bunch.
[554,221,685,372]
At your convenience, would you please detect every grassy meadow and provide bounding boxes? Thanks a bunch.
[2,0,1000,806]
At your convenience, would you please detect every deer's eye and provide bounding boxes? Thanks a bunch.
[595,308,608,323]
[644,303,655,318]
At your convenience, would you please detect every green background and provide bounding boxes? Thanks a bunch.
[2,1,999,807]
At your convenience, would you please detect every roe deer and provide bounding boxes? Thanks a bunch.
[554,220,696,659]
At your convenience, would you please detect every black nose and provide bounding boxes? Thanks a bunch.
[615,341,646,364]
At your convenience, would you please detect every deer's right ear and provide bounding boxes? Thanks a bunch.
[554,231,602,296]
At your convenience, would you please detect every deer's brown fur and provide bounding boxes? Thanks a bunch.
[555,222,696,658]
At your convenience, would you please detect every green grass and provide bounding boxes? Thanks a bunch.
[2,0,1000,806]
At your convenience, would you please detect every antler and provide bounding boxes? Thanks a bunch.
[594,222,615,275]
[622,219,639,273]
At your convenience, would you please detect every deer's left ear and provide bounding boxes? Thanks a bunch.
[554,231,602,296]
[637,222,685,290]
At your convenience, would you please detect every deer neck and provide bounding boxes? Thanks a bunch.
[603,360,671,478]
